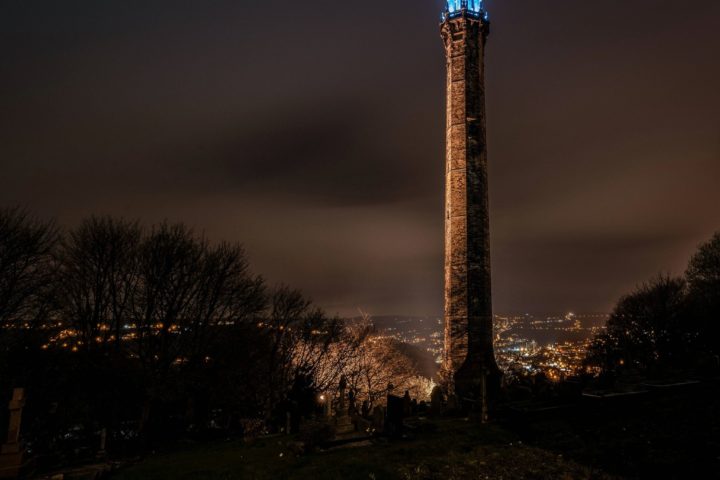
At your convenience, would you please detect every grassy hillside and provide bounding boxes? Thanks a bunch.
[111,419,616,480]
[110,381,719,479]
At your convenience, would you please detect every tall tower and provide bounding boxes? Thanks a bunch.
[441,0,500,409]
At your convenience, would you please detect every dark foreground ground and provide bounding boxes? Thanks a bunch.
[511,380,720,479]
[111,380,719,480]
[111,419,617,480]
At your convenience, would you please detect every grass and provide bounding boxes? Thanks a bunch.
[111,419,617,480]
[514,382,720,479]
[111,383,720,479]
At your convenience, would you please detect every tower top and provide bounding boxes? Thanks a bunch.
[442,0,489,22]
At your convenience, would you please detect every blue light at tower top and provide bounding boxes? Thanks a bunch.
[443,0,489,21]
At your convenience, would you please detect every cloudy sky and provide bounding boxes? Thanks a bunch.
[2,0,719,317]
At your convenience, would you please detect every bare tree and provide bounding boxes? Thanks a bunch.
[57,216,142,351]
[127,222,268,431]
[344,334,424,408]
[179,241,266,368]
[310,318,368,395]
[259,286,345,415]
[1,210,373,444]
[0,207,58,348]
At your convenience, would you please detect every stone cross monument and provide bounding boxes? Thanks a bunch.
[440,0,501,412]
[0,388,30,478]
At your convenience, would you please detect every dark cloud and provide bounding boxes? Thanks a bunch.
[1,0,719,317]
[163,100,440,206]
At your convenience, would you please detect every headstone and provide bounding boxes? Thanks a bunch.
[402,390,412,416]
[334,414,354,436]
[97,428,107,460]
[0,388,32,479]
[337,376,347,413]
[446,394,459,412]
[361,401,370,419]
[323,394,332,418]
[386,394,404,437]
[371,406,385,433]
[430,386,444,416]
[334,377,354,436]
[417,400,428,416]
[347,389,356,416]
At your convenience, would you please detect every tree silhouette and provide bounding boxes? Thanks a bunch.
[57,216,141,352]
[0,207,57,352]
[686,232,720,357]
[0,208,436,458]
[585,275,689,376]
[587,230,720,377]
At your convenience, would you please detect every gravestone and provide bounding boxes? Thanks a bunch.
[334,377,354,436]
[348,389,357,416]
[0,389,31,479]
[323,394,332,418]
[371,406,385,433]
[361,400,370,419]
[446,394,460,413]
[97,428,107,460]
[402,390,412,416]
[385,394,404,437]
[430,386,444,416]
[337,376,347,414]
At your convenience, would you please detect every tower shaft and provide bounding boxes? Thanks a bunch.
[441,11,500,404]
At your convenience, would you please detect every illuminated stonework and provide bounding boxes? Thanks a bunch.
[441,3,501,407]
[444,0,488,20]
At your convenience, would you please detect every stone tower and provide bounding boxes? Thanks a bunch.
[440,0,500,410]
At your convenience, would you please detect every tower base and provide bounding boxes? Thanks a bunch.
[453,359,502,418]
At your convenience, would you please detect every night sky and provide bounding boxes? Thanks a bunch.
[2,0,719,317]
